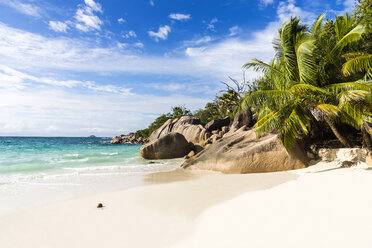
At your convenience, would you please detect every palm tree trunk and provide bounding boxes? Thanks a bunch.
[325,117,351,148]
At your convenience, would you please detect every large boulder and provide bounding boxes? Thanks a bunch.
[140,132,192,159]
[230,109,254,132]
[149,116,210,146]
[182,129,308,174]
[205,117,230,132]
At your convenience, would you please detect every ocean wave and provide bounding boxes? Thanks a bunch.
[64,153,80,157]
[55,158,89,164]
[100,152,118,156]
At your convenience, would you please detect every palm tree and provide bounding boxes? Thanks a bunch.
[242,15,367,151]
[327,51,372,151]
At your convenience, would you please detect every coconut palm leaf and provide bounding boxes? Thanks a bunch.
[296,39,317,85]
[331,25,365,56]
[313,103,339,118]
[279,103,310,150]
[311,13,326,37]
[290,83,327,96]
[326,81,372,93]
[255,103,294,136]
[242,58,284,78]
[243,90,293,109]
[342,54,372,76]
[279,18,306,82]
[338,90,370,104]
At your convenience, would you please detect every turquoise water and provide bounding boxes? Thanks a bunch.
[0,137,141,174]
[0,137,181,215]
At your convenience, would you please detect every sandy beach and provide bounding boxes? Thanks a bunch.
[1,161,372,248]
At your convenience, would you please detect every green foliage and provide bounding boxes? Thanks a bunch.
[355,0,372,32]
[242,13,372,151]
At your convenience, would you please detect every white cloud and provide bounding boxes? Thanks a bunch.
[122,30,137,38]
[75,8,103,31]
[259,0,275,6]
[84,0,102,13]
[148,25,171,41]
[169,13,191,21]
[181,36,214,47]
[149,83,212,93]
[205,18,218,31]
[49,21,69,33]
[0,65,132,94]
[74,0,103,32]
[229,26,239,36]
[277,0,315,23]
[0,0,41,17]
[135,42,144,48]
[0,66,207,136]
[149,0,154,6]
[116,42,128,48]
[118,17,125,24]
[339,0,356,13]
[116,42,143,49]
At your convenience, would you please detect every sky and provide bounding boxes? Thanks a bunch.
[0,0,357,136]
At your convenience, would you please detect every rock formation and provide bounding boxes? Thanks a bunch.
[149,116,210,145]
[140,133,192,159]
[229,109,254,132]
[110,133,145,144]
[317,148,368,162]
[205,117,230,132]
[182,128,308,173]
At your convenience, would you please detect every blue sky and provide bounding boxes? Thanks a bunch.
[0,0,356,136]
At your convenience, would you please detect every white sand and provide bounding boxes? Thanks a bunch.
[1,162,372,248]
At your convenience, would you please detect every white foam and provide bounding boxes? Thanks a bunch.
[100,152,118,156]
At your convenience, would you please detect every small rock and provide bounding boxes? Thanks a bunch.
[341,161,355,168]
[218,131,224,138]
[221,126,229,134]
[97,203,104,208]
[187,150,195,158]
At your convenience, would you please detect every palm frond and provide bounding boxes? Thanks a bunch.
[338,90,370,104]
[243,90,293,108]
[296,39,317,85]
[364,69,372,81]
[331,25,365,56]
[290,83,327,95]
[242,58,284,78]
[342,54,372,76]
[326,81,372,93]
[255,103,294,136]
[311,13,326,37]
[279,104,310,151]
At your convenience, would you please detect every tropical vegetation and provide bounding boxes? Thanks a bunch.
[242,1,371,151]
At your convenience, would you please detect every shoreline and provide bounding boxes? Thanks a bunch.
[0,159,183,216]
[1,161,371,247]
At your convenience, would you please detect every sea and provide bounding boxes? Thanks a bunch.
[0,136,180,215]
